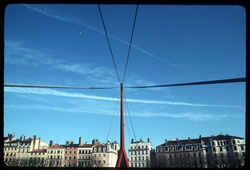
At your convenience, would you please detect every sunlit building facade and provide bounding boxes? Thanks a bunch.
[128,138,153,168]
[155,134,245,168]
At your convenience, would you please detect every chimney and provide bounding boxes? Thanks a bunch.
[71,141,74,144]
[188,137,190,143]
[147,138,150,143]
[20,135,25,141]
[176,138,179,144]
[66,141,70,145]
[8,134,12,141]
[199,135,202,139]
[38,138,41,149]
[33,135,36,150]
[79,137,82,145]
[165,139,168,145]
[49,140,53,147]
[131,138,134,144]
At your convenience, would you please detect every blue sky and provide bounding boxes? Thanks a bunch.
[4,4,246,151]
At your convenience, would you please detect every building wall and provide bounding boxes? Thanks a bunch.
[64,142,78,167]
[46,145,64,167]
[78,146,92,167]
[129,138,153,168]
[29,151,47,167]
[155,135,245,168]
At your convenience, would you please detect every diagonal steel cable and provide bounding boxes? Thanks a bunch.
[122,5,139,83]
[98,4,121,82]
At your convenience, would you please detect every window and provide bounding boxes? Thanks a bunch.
[213,147,216,152]
[234,146,237,151]
[241,146,245,150]
[212,142,215,146]
[130,157,133,161]
[220,147,223,151]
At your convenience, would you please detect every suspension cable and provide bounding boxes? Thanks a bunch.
[98,4,121,82]
[122,5,139,83]
[125,77,246,89]
[106,98,119,142]
[4,83,118,90]
[124,92,137,142]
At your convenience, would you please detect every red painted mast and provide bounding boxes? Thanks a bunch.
[116,83,130,167]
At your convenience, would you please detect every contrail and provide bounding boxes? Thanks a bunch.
[4,87,244,109]
[22,4,195,74]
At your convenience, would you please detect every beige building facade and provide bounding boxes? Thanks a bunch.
[128,138,153,168]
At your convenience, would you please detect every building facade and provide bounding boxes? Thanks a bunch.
[4,134,119,167]
[46,142,64,167]
[4,134,48,167]
[64,141,78,167]
[91,139,120,167]
[154,134,245,168]
[128,138,153,168]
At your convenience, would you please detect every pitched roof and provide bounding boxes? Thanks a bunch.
[20,138,32,143]
[210,134,244,140]
[7,139,20,143]
[93,143,105,148]
[29,149,47,153]
[79,144,93,148]
[49,144,64,148]
[157,134,244,147]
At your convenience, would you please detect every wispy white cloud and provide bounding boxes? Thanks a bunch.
[133,111,229,121]
[4,40,64,66]
[4,103,232,121]
[4,40,117,85]
[22,4,194,74]
[4,87,244,109]
[54,63,115,77]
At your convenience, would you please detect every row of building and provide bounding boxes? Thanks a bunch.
[4,134,119,167]
[4,133,245,168]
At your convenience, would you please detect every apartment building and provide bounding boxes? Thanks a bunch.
[4,134,48,167]
[4,135,19,166]
[64,141,78,167]
[128,138,153,168]
[46,141,64,167]
[78,137,93,167]
[91,139,120,167]
[29,149,47,167]
[155,134,245,168]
